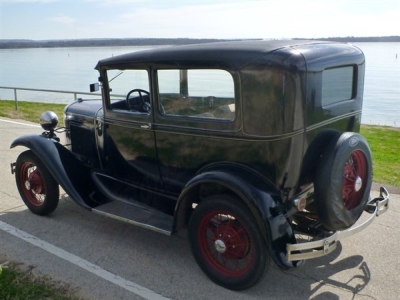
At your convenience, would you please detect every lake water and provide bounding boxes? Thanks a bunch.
[0,43,399,126]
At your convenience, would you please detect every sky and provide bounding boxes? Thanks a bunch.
[0,0,399,40]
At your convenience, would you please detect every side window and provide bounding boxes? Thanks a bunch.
[157,69,235,120]
[107,69,150,114]
[322,66,354,106]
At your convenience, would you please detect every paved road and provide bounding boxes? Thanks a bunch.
[0,117,399,300]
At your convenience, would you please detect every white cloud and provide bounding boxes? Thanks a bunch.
[113,1,330,39]
[50,15,76,24]
[104,0,399,39]
[2,0,399,40]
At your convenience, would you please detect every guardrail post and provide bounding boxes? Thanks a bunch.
[14,88,18,110]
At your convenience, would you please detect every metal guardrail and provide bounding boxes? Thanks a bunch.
[0,86,102,110]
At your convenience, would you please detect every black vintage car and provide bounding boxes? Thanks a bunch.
[11,40,389,290]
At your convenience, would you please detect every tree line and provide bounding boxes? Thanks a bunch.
[0,38,238,49]
[1,36,399,49]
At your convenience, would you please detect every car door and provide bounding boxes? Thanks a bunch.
[100,68,162,191]
[153,68,240,195]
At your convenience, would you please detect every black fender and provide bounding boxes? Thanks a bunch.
[174,168,301,269]
[11,134,93,210]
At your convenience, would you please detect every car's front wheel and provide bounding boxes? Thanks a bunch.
[15,150,59,215]
[188,195,269,290]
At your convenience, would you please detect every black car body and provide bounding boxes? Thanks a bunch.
[11,40,389,290]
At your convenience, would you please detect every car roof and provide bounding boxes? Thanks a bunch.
[95,39,330,70]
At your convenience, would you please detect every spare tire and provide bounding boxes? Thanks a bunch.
[314,132,372,231]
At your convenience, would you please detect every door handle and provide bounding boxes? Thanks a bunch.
[140,124,151,129]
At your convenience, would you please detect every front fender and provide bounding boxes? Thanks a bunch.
[175,170,300,269]
[11,134,92,210]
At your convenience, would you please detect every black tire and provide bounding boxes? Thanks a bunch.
[299,129,341,186]
[314,132,372,231]
[15,150,59,215]
[188,195,269,290]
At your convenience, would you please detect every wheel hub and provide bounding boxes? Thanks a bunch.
[25,180,31,190]
[214,239,227,253]
[214,221,250,259]
[354,176,362,192]
[26,170,45,194]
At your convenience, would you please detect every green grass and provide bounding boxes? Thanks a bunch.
[360,125,400,187]
[0,99,399,187]
[0,100,66,126]
[0,261,79,300]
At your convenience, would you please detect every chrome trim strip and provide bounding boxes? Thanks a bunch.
[286,187,389,261]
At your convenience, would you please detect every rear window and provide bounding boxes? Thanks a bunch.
[322,66,355,106]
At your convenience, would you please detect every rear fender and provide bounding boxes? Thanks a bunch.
[11,134,92,210]
[174,170,300,269]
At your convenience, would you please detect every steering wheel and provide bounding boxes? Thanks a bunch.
[126,89,150,112]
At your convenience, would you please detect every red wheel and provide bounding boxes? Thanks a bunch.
[342,150,368,210]
[189,195,269,290]
[198,211,254,278]
[314,132,372,231]
[15,150,59,215]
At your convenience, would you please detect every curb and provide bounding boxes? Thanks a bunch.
[372,182,400,195]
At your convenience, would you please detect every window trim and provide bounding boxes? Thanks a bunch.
[102,67,153,117]
[321,65,357,108]
[155,68,238,123]
[152,67,241,133]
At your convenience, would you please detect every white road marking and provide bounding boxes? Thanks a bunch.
[0,118,40,128]
[0,220,170,300]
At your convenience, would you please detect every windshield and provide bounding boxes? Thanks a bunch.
[107,69,149,101]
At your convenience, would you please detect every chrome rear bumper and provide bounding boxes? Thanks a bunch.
[286,187,389,262]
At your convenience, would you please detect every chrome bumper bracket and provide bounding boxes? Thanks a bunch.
[286,187,389,262]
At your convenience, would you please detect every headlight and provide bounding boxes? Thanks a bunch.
[39,111,59,131]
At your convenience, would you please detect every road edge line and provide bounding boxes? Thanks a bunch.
[0,220,170,300]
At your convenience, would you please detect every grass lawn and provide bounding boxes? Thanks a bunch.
[360,125,400,187]
[0,100,66,126]
[0,260,79,300]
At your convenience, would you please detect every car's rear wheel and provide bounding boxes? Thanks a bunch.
[188,195,269,290]
[314,132,372,231]
[15,150,59,215]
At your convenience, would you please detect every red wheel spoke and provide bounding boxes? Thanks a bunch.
[343,180,354,186]
[197,210,255,278]
[342,150,368,210]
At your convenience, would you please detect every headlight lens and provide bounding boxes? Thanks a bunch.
[39,111,59,131]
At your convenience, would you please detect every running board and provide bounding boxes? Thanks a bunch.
[92,201,173,235]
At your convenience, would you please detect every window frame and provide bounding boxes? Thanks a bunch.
[153,67,241,132]
[102,67,153,121]
[321,65,357,108]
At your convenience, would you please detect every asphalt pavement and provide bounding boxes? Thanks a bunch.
[0,117,399,300]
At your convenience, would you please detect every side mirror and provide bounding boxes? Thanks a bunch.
[90,83,99,92]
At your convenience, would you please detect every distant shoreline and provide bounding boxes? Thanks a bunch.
[1,36,400,49]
